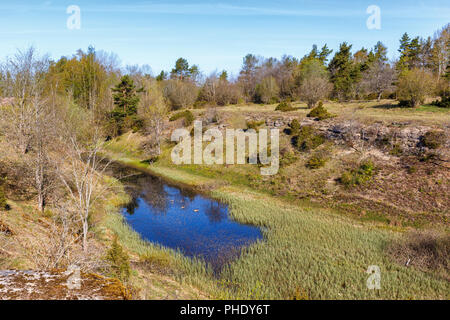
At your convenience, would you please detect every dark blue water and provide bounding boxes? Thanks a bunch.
[117,170,262,270]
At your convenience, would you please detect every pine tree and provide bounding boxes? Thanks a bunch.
[318,44,333,64]
[408,37,421,69]
[112,75,141,115]
[373,41,388,63]
[156,70,167,82]
[328,42,359,100]
[397,33,411,75]
[106,237,131,282]
[170,57,196,81]
[110,75,142,135]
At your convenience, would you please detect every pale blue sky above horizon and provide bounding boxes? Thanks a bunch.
[0,0,449,76]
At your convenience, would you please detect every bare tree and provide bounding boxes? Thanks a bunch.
[0,48,53,212]
[300,75,333,108]
[16,205,105,271]
[163,80,197,109]
[362,61,395,102]
[55,105,111,252]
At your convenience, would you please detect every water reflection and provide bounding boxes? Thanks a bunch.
[113,167,262,271]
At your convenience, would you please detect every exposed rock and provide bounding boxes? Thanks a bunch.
[0,270,130,300]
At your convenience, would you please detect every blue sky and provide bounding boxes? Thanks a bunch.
[0,0,449,75]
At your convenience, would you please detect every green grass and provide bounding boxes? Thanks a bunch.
[220,100,450,125]
[213,186,448,299]
[102,140,449,299]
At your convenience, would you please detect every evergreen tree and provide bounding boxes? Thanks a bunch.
[318,44,333,64]
[110,75,142,134]
[397,33,411,74]
[171,58,189,80]
[106,237,131,282]
[156,70,167,82]
[373,41,388,63]
[408,37,421,68]
[328,42,359,100]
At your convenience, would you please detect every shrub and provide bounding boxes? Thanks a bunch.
[306,154,327,169]
[307,102,334,120]
[275,101,295,112]
[294,126,325,151]
[169,110,194,126]
[163,80,198,109]
[280,150,298,167]
[397,68,435,107]
[286,119,301,136]
[0,186,7,210]
[339,160,375,187]
[432,96,450,108]
[389,144,403,156]
[422,131,445,149]
[246,120,265,131]
[106,237,131,282]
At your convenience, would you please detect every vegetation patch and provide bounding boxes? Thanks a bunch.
[169,110,194,126]
[0,185,7,210]
[306,153,328,169]
[285,119,301,136]
[293,126,326,151]
[307,102,334,120]
[106,236,132,282]
[421,131,445,149]
[246,120,265,131]
[339,160,375,187]
[275,101,296,112]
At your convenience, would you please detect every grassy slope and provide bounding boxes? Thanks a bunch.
[103,134,449,300]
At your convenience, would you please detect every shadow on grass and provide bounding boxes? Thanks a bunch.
[371,103,403,109]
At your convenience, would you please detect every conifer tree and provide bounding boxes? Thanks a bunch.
[110,75,142,134]
[328,42,359,100]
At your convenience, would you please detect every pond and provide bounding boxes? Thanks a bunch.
[111,165,263,271]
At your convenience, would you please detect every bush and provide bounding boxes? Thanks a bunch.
[0,186,7,210]
[306,154,327,169]
[246,120,265,131]
[432,96,450,108]
[397,69,435,107]
[422,131,445,149]
[106,237,131,282]
[389,144,403,156]
[339,160,375,187]
[307,102,334,120]
[163,80,198,109]
[294,126,325,151]
[169,110,194,126]
[275,101,295,112]
[286,119,301,136]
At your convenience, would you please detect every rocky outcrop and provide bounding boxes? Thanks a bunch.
[0,270,129,300]
[241,113,448,156]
